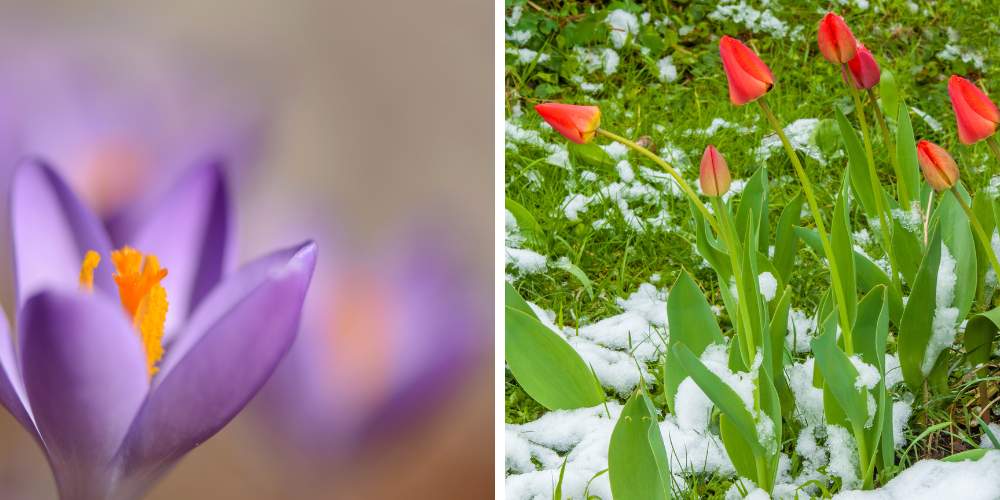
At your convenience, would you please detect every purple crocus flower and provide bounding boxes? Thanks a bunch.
[253,221,483,456]
[0,159,315,500]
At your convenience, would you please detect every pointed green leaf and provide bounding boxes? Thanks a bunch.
[895,104,921,207]
[836,108,877,218]
[773,192,804,283]
[609,391,672,500]
[881,69,899,125]
[831,175,858,327]
[936,188,977,320]
[552,258,594,299]
[891,217,923,287]
[735,166,769,253]
[811,322,869,432]
[965,306,1000,366]
[506,197,545,246]
[664,272,725,411]
[898,225,943,391]
[505,307,605,409]
[672,343,762,454]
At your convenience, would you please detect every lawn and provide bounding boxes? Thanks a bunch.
[504,0,1000,498]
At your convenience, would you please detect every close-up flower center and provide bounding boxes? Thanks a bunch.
[79,246,169,376]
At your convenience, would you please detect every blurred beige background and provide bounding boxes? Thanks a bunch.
[0,0,493,498]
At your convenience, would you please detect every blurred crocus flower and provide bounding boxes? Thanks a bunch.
[0,29,266,217]
[0,160,315,500]
[719,36,774,105]
[253,221,482,456]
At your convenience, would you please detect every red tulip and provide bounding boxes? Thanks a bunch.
[534,103,601,144]
[916,140,959,192]
[842,44,880,89]
[699,145,731,197]
[817,12,857,64]
[948,75,1000,145]
[719,36,774,106]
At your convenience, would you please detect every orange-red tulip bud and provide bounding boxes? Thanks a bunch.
[534,103,601,144]
[699,145,731,197]
[817,12,857,64]
[948,75,1000,145]
[916,140,959,192]
[719,36,774,106]
[842,44,880,90]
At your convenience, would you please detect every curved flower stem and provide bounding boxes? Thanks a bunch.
[950,185,1000,279]
[867,88,911,208]
[847,80,901,294]
[595,128,722,235]
[757,98,854,354]
[986,136,1000,167]
[712,196,756,364]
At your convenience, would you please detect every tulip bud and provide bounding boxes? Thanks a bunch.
[699,145,731,197]
[948,75,1000,145]
[916,140,959,192]
[842,44,880,90]
[534,103,601,144]
[817,12,857,64]
[719,36,774,106]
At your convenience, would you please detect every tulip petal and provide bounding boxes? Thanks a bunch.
[116,241,316,491]
[949,76,1000,145]
[19,290,148,499]
[11,160,114,307]
[719,36,773,105]
[107,162,233,339]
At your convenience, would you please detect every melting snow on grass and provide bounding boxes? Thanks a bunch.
[831,451,1000,499]
[756,118,826,164]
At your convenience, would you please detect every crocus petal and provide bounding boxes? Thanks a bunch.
[0,306,37,441]
[116,241,316,493]
[11,160,114,307]
[107,162,232,339]
[719,36,773,105]
[948,75,1000,145]
[19,290,148,499]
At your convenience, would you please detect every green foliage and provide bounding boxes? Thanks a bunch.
[608,391,672,500]
[505,284,605,410]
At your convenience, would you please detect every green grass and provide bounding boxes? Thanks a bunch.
[505,0,1000,496]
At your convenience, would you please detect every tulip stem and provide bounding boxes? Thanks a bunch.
[848,80,902,294]
[950,185,1000,280]
[757,98,853,353]
[986,136,1000,167]
[595,128,722,235]
[712,196,756,365]
[867,88,911,208]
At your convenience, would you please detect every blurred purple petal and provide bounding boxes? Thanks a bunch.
[19,290,148,499]
[116,241,315,492]
[11,160,113,307]
[0,34,269,217]
[107,162,233,339]
[254,228,485,454]
[0,306,36,441]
